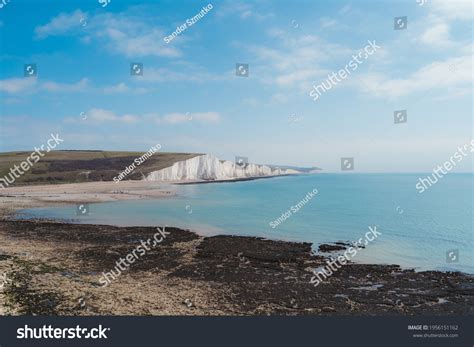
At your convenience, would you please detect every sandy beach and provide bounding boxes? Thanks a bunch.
[0,181,176,218]
[0,177,284,217]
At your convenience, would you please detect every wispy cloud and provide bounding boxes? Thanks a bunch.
[320,17,338,29]
[418,21,452,47]
[35,9,86,39]
[65,108,139,124]
[161,112,220,124]
[34,10,181,58]
[217,1,273,20]
[0,78,37,93]
[97,14,180,58]
[64,109,220,125]
[42,78,89,92]
[355,55,472,99]
[249,29,352,89]
[103,82,130,94]
[0,77,89,94]
[430,0,474,20]
[412,0,473,49]
[136,66,225,83]
[103,82,149,94]
[339,5,352,15]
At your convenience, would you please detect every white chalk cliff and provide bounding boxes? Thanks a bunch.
[145,154,300,181]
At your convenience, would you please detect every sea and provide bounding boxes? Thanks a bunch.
[18,173,473,274]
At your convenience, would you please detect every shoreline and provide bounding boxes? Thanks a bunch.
[0,175,296,217]
[1,181,473,316]
[2,180,472,275]
[173,174,296,185]
[0,219,472,316]
[0,180,177,219]
[10,210,472,276]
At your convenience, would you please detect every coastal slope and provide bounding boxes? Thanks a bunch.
[0,150,202,186]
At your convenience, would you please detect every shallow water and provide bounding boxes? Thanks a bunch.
[20,173,473,273]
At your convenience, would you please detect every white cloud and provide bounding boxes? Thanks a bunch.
[269,93,289,104]
[419,22,452,47]
[103,82,130,94]
[339,5,351,15]
[242,97,260,107]
[64,109,220,125]
[191,112,220,123]
[217,1,273,20]
[136,67,224,83]
[35,10,86,39]
[0,77,151,96]
[78,108,139,124]
[274,68,328,87]
[357,0,472,100]
[139,68,192,83]
[0,78,37,93]
[356,55,472,99]
[412,0,473,49]
[99,19,180,58]
[34,10,180,58]
[249,30,351,89]
[0,77,91,95]
[101,82,149,94]
[161,112,220,124]
[320,18,337,28]
[459,43,474,56]
[430,0,474,21]
[161,113,192,124]
[42,78,89,92]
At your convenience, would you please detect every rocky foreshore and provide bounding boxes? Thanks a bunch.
[0,220,472,316]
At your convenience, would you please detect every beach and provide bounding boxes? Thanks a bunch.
[0,181,473,316]
[0,180,176,219]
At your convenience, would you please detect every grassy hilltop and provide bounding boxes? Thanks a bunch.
[0,150,201,186]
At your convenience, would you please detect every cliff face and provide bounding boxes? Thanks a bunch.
[145,154,299,181]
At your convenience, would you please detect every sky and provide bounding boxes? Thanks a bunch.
[0,0,472,172]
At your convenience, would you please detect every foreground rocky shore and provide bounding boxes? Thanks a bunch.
[0,220,472,316]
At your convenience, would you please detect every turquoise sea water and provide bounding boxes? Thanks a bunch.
[19,174,473,273]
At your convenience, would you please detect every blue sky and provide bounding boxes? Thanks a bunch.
[0,0,472,172]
